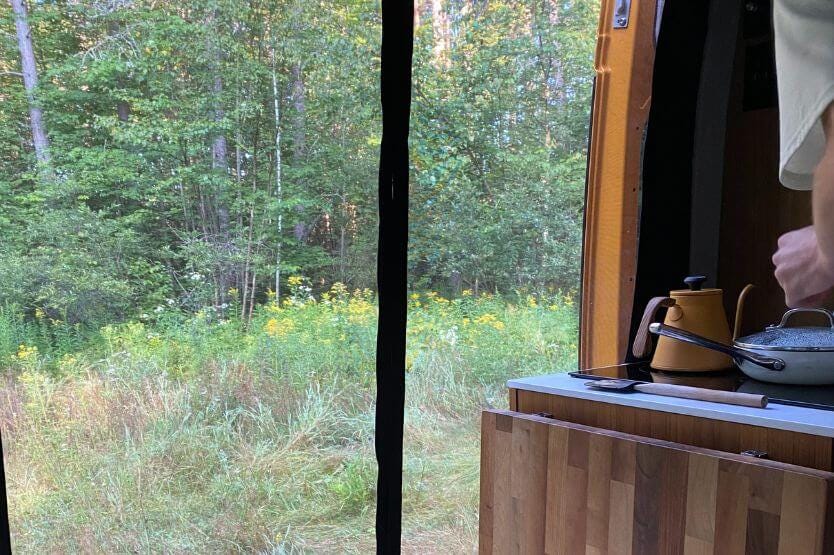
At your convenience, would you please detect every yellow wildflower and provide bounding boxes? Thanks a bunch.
[16,344,38,360]
[34,307,45,319]
[474,313,505,331]
[287,276,303,286]
[462,289,472,296]
[58,353,78,370]
[410,293,420,300]
[330,282,348,296]
[146,333,162,347]
[345,298,376,324]
[264,317,295,337]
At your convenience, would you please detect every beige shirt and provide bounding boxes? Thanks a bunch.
[775,0,834,189]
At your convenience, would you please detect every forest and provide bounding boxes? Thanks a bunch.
[1,0,597,551]
[1,0,594,329]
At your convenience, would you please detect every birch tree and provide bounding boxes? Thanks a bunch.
[271,45,283,299]
[9,0,50,170]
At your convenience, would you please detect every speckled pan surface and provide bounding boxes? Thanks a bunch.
[736,327,834,351]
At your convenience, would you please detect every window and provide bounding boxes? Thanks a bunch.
[0,0,596,550]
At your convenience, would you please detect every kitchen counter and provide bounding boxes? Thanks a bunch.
[508,372,834,438]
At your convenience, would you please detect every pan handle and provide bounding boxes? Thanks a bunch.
[649,323,785,371]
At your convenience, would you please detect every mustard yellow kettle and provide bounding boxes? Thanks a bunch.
[632,276,753,372]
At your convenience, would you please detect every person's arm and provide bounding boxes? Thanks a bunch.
[773,104,834,307]
[813,106,834,265]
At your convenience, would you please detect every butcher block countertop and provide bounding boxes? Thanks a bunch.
[507,373,834,438]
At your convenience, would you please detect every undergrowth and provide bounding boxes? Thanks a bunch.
[1,285,577,553]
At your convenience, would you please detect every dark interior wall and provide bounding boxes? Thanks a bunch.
[625,0,713,361]
[689,0,744,287]
[627,0,815,354]
[716,0,813,335]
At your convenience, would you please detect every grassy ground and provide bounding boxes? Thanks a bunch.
[0,284,578,553]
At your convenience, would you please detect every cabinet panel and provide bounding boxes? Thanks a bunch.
[479,410,834,555]
[513,389,834,471]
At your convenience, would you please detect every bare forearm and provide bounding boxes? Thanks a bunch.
[773,105,834,307]
[813,106,834,270]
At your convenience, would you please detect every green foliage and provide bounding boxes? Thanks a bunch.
[2,289,577,551]
[0,0,597,327]
[0,0,598,549]
[409,0,597,294]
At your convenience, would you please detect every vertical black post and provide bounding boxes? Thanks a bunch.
[375,0,413,553]
[0,432,10,553]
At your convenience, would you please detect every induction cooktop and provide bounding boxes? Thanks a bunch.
[569,363,834,412]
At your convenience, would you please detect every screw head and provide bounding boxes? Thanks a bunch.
[616,16,627,26]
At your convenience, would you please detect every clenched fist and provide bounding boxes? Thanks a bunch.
[773,225,834,307]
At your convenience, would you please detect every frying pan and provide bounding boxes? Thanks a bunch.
[649,308,834,385]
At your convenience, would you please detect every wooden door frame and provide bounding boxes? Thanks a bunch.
[579,0,659,369]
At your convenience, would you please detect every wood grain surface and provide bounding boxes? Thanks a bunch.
[513,389,834,471]
[579,0,658,370]
[479,410,834,555]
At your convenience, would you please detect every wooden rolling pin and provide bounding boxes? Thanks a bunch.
[585,379,768,408]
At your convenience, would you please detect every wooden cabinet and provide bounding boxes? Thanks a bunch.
[511,389,834,472]
[479,409,834,554]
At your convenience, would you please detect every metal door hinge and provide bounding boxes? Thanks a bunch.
[614,0,631,29]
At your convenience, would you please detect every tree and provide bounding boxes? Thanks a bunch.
[9,0,50,170]
[0,0,597,327]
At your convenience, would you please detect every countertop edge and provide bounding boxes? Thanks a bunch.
[507,374,834,438]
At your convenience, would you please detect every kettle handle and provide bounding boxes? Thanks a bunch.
[632,296,677,358]
[733,284,755,340]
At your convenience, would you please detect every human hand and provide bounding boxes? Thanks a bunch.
[773,226,834,307]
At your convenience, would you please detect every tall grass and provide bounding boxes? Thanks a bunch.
[1,285,578,553]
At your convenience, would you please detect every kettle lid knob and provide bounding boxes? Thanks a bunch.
[684,275,707,291]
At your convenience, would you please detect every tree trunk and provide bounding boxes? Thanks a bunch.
[206,8,230,306]
[10,0,51,168]
[339,225,346,282]
[212,80,230,233]
[117,101,130,122]
[291,64,305,158]
[105,20,132,123]
[431,0,451,69]
[290,63,310,243]
[271,47,283,298]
